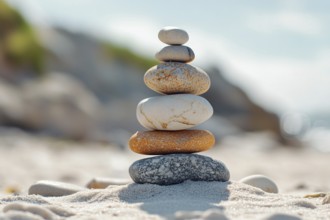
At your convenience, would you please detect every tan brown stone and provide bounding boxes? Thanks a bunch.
[86,177,131,189]
[129,130,215,155]
[144,62,210,95]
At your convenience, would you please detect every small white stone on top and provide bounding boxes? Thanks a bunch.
[158,26,189,45]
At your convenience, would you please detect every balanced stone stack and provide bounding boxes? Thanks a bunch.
[128,26,230,185]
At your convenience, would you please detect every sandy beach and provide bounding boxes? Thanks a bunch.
[0,129,329,220]
[1,1,330,219]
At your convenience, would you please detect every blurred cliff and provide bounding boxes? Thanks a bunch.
[0,1,288,146]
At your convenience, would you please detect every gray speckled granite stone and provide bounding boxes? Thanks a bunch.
[129,154,230,185]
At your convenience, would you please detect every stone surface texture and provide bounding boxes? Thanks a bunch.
[144,62,210,95]
[28,180,86,197]
[158,26,189,45]
[129,154,230,185]
[155,46,195,62]
[136,94,213,130]
[129,130,215,155]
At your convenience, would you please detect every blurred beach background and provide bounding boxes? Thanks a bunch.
[0,0,330,195]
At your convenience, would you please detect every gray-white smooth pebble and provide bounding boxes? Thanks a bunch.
[239,175,279,193]
[129,154,230,185]
[155,45,195,62]
[158,26,189,45]
[28,180,86,197]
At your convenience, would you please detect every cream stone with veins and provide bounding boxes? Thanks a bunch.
[136,94,213,130]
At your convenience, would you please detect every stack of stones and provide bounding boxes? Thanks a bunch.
[128,26,230,185]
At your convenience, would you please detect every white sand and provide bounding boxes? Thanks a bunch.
[1,181,329,220]
[0,130,330,219]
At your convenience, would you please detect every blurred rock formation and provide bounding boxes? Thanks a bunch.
[0,0,44,81]
[0,1,290,145]
[203,67,285,143]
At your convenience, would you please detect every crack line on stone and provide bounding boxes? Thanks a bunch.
[164,100,197,127]
[139,105,156,129]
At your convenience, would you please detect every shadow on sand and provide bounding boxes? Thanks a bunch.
[118,180,231,219]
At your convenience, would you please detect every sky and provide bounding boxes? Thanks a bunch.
[6,0,330,116]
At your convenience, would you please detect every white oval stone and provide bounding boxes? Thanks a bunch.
[144,62,210,95]
[158,26,189,45]
[28,180,86,197]
[155,46,195,62]
[136,94,213,130]
[239,175,279,193]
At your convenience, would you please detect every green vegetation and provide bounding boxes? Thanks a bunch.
[0,0,44,75]
[104,42,157,70]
